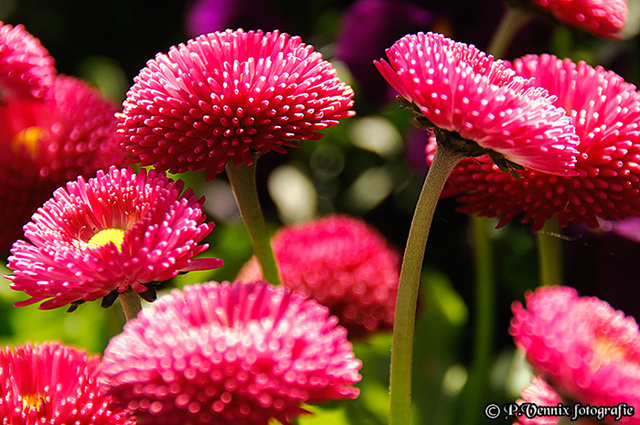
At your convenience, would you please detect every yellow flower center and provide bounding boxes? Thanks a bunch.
[11,126,46,157]
[22,393,45,413]
[591,335,630,370]
[87,228,126,251]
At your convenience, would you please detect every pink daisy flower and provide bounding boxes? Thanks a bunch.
[100,281,362,425]
[513,377,563,425]
[0,21,55,99]
[237,214,400,337]
[0,341,135,424]
[430,54,640,231]
[6,166,221,310]
[530,0,628,39]
[117,28,355,180]
[510,286,640,423]
[374,32,579,176]
[0,74,128,252]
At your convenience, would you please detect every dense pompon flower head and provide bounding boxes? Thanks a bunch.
[118,28,355,180]
[237,214,400,337]
[374,32,580,176]
[0,342,135,425]
[6,166,221,310]
[529,0,628,39]
[100,281,362,425]
[0,74,128,252]
[0,21,55,99]
[510,286,640,424]
[431,54,640,231]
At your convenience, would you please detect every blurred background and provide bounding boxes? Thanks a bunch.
[1,0,640,424]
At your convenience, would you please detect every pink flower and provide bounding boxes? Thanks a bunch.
[513,377,563,425]
[6,166,221,310]
[100,281,362,425]
[0,74,128,252]
[374,32,579,176]
[237,214,400,337]
[0,341,135,424]
[431,54,640,231]
[118,28,355,180]
[0,21,55,99]
[530,0,628,39]
[510,286,640,424]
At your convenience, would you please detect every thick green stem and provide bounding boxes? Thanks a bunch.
[389,143,465,425]
[460,215,495,425]
[486,6,531,57]
[226,161,281,285]
[536,218,563,286]
[118,291,142,322]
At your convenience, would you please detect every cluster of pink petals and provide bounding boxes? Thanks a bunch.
[100,281,362,425]
[6,166,220,310]
[513,377,564,425]
[431,54,640,231]
[0,74,128,251]
[0,21,55,99]
[530,0,628,39]
[117,28,355,180]
[510,286,640,423]
[237,214,400,337]
[375,32,579,176]
[0,341,135,424]
[512,377,595,425]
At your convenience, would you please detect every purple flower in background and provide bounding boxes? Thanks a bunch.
[184,0,286,37]
[335,0,433,105]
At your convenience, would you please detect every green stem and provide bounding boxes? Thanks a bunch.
[118,291,142,322]
[226,161,281,285]
[536,218,563,286]
[389,143,465,425]
[486,6,532,57]
[460,215,495,425]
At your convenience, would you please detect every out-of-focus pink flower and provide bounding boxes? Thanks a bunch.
[513,377,563,425]
[375,32,579,176]
[431,54,640,231]
[0,21,55,99]
[0,342,135,424]
[510,286,640,424]
[118,29,355,180]
[6,166,220,310]
[530,0,628,39]
[100,281,362,425]
[236,214,400,337]
[0,74,128,252]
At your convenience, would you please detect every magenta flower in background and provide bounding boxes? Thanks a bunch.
[118,28,355,180]
[0,21,55,100]
[100,281,362,425]
[431,54,640,231]
[529,0,628,39]
[237,214,401,337]
[0,341,135,424]
[335,0,433,105]
[6,166,221,310]
[375,32,579,176]
[510,286,640,423]
[184,0,286,38]
[0,74,128,252]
